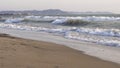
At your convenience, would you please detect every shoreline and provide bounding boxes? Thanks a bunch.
[0,28,120,64]
[0,33,120,68]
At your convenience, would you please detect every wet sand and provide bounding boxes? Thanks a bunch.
[0,34,120,68]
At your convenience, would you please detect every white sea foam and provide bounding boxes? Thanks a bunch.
[76,28,120,37]
[52,19,67,24]
[44,16,120,21]
[51,17,120,25]
[24,16,54,22]
[0,23,66,33]
[0,23,120,47]
[65,31,120,47]
[79,16,120,21]
[48,16,120,22]
[5,18,24,23]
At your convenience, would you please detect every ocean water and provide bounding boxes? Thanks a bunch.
[1,15,120,47]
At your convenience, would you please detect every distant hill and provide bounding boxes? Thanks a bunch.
[40,9,67,15]
[0,9,115,16]
[70,11,113,15]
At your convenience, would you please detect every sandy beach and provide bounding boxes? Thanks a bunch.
[0,0,120,68]
[0,34,120,68]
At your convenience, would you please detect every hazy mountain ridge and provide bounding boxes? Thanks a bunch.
[0,9,115,16]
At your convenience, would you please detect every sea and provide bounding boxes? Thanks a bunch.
[1,15,120,47]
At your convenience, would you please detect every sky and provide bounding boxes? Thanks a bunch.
[0,0,120,13]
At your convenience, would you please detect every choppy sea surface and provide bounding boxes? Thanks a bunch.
[1,15,120,47]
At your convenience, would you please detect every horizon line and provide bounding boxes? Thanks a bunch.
[0,9,115,13]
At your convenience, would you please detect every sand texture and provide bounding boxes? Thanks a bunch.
[0,34,120,68]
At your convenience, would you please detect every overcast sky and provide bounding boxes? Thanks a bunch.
[0,0,120,13]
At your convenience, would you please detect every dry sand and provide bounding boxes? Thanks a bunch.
[0,34,120,68]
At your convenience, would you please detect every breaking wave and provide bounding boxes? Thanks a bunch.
[1,15,120,47]
[5,18,24,23]
[0,23,120,47]
[76,28,120,37]
[3,16,120,23]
